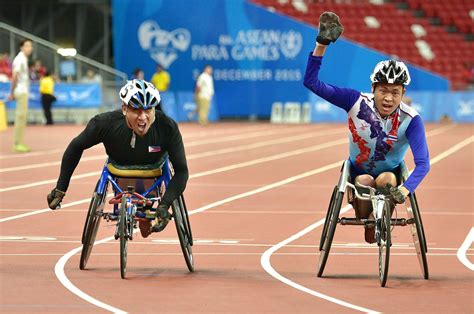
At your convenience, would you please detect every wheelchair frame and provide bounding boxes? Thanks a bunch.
[317,160,429,286]
[79,155,194,278]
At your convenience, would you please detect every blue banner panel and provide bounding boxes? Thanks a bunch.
[174,91,218,123]
[307,91,474,123]
[0,82,102,109]
[111,0,449,118]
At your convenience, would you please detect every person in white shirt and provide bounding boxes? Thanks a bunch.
[8,38,33,153]
[194,65,214,125]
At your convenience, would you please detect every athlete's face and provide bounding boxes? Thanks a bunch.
[373,83,405,117]
[122,104,156,136]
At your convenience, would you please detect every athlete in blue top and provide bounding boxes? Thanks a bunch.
[304,12,430,243]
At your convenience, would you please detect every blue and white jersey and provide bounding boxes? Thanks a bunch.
[303,54,430,193]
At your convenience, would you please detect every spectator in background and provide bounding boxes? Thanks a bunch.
[132,68,144,80]
[81,69,102,84]
[151,64,170,92]
[30,59,46,81]
[8,38,33,153]
[39,69,56,125]
[0,52,12,82]
[195,65,214,126]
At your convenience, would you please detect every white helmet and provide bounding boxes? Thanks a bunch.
[119,79,161,109]
[370,60,411,86]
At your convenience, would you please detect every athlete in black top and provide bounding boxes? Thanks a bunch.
[47,79,188,235]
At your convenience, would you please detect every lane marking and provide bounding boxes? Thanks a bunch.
[456,228,474,271]
[0,132,344,192]
[1,126,328,173]
[7,252,474,257]
[54,160,347,313]
[0,124,456,194]
[261,133,473,313]
[0,140,347,222]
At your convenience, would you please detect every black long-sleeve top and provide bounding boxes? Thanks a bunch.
[56,109,189,207]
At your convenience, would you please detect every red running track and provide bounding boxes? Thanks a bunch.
[0,122,472,313]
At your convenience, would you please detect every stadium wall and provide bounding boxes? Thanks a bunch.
[110,0,449,120]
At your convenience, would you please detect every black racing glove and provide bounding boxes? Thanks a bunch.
[152,203,171,233]
[386,184,407,204]
[316,11,344,45]
[47,188,66,210]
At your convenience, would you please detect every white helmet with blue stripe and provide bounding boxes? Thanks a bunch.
[119,79,161,109]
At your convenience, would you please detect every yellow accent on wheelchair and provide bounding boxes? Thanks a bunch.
[107,163,162,178]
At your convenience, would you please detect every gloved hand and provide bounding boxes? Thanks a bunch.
[387,184,407,204]
[151,203,171,233]
[317,11,344,45]
[47,188,66,210]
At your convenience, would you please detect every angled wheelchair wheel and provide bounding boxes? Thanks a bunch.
[179,195,193,246]
[80,192,105,270]
[407,193,429,279]
[319,187,337,251]
[119,195,129,279]
[378,200,391,287]
[317,188,344,277]
[172,197,194,272]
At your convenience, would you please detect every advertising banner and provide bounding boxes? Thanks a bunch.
[112,0,449,118]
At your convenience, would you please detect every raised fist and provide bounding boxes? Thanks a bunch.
[317,11,344,45]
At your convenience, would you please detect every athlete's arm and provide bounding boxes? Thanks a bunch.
[161,122,189,207]
[303,43,360,112]
[56,118,102,192]
[403,115,430,193]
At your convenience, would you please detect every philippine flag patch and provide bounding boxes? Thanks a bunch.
[148,146,161,153]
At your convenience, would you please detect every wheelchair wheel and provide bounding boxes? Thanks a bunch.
[317,188,344,277]
[79,192,105,270]
[319,187,337,251]
[119,195,129,279]
[179,195,193,246]
[172,198,194,272]
[378,200,391,287]
[407,193,429,279]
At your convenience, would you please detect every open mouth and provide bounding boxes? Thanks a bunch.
[381,103,392,112]
[137,122,146,132]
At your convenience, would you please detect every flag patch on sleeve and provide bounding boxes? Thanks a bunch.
[148,146,161,153]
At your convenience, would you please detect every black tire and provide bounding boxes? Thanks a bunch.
[319,187,337,251]
[317,190,343,277]
[172,198,194,272]
[408,194,429,279]
[179,195,193,246]
[378,200,391,287]
[79,192,105,270]
[119,195,128,279]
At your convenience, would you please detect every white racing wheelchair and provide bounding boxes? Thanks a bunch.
[317,160,428,287]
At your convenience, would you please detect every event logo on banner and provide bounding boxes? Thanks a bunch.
[191,29,302,62]
[138,20,191,68]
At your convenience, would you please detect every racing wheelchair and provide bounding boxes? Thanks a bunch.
[79,153,194,279]
[317,160,428,287]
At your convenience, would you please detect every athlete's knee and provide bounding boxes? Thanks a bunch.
[375,172,397,188]
[355,174,375,187]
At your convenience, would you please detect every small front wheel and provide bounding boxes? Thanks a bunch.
[378,200,391,287]
[119,195,129,279]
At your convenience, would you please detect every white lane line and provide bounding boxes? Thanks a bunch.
[0,139,346,222]
[261,205,379,314]
[456,228,474,271]
[54,160,346,313]
[0,130,341,191]
[9,252,474,257]
[260,133,473,313]
[0,126,322,173]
